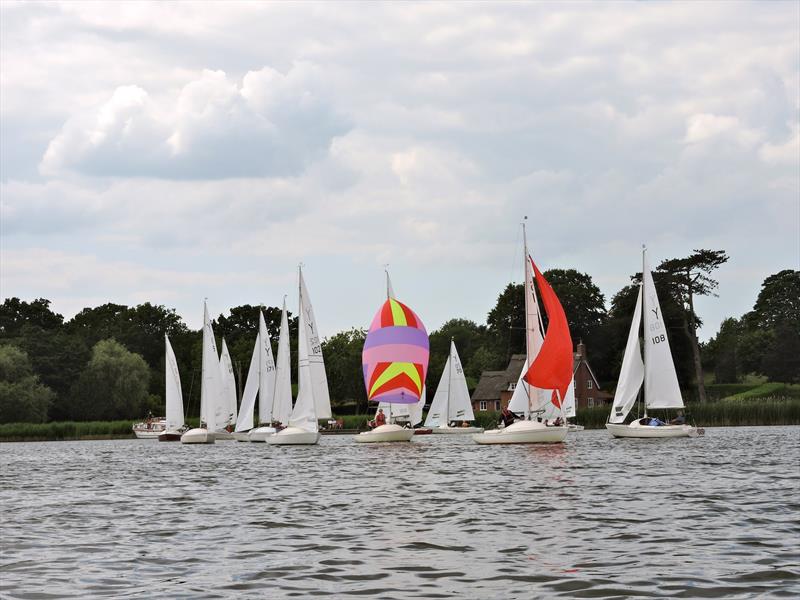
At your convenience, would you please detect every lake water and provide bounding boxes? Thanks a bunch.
[1,427,798,599]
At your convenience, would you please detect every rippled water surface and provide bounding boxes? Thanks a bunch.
[1,427,799,598]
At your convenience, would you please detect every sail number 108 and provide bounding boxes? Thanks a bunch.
[651,334,666,344]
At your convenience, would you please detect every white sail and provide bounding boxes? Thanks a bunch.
[424,341,474,427]
[508,358,550,415]
[234,336,259,432]
[299,268,332,419]
[218,338,238,428]
[272,300,293,426]
[288,292,318,431]
[386,270,396,300]
[256,311,277,425]
[164,334,184,431]
[642,257,684,409]
[378,384,425,426]
[562,379,576,419]
[200,301,221,432]
[409,385,425,426]
[609,284,645,423]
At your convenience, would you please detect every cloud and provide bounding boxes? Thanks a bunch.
[39,65,350,179]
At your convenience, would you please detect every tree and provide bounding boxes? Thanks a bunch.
[760,321,800,383]
[426,319,489,393]
[746,270,800,330]
[68,339,151,420]
[486,283,526,363]
[0,298,63,337]
[321,329,367,412]
[704,318,742,383]
[657,249,729,403]
[0,345,55,423]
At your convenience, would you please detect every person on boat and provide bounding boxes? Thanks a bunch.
[375,409,386,427]
[670,412,686,425]
[551,416,564,427]
[499,406,517,428]
[647,417,665,426]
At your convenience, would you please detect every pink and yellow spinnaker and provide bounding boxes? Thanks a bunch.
[362,298,429,404]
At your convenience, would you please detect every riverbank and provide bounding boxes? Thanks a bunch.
[1,398,798,441]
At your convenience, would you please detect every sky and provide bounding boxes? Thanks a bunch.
[1,1,798,342]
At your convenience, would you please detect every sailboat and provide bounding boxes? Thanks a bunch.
[214,338,238,441]
[158,334,187,441]
[507,361,580,430]
[232,310,277,442]
[374,385,426,430]
[424,339,483,434]
[605,248,698,438]
[355,272,429,443]
[181,301,220,444]
[267,267,332,445]
[473,222,571,444]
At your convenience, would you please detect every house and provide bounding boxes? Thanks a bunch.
[470,341,612,412]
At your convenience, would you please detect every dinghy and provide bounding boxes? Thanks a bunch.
[355,272,429,443]
[605,248,698,439]
[474,221,570,445]
[159,334,187,441]
[425,340,483,434]
[233,310,277,441]
[181,301,219,444]
[267,267,331,445]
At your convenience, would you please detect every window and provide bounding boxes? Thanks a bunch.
[587,380,593,389]
[508,382,517,391]
[479,401,487,411]
[588,397,594,407]
[495,401,501,411]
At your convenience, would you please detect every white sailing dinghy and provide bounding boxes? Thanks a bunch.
[214,338,238,441]
[474,222,570,444]
[425,340,483,434]
[606,249,698,439]
[233,311,277,442]
[181,301,220,444]
[267,268,332,445]
[159,334,187,441]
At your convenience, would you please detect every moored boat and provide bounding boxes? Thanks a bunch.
[133,417,166,439]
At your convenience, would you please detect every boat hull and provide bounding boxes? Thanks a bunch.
[158,430,183,442]
[266,426,319,445]
[431,426,484,434]
[568,424,585,432]
[212,430,235,442]
[354,424,414,443]
[133,430,162,439]
[248,426,278,442]
[473,420,567,444]
[180,428,215,444]
[232,431,251,442]
[606,422,697,438]
[413,428,433,435]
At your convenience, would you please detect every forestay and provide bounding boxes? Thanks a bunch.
[164,335,184,431]
[609,284,645,423]
[642,258,684,409]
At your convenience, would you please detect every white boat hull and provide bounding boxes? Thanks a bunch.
[180,428,215,444]
[473,420,567,444]
[133,430,162,439]
[354,423,415,443]
[232,431,251,442]
[606,422,697,438]
[568,424,585,432]
[266,426,320,445]
[431,425,484,434]
[248,426,278,442]
[212,430,235,441]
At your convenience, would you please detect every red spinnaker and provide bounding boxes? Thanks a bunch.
[523,259,574,406]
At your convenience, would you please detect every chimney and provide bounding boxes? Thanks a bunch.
[577,339,586,359]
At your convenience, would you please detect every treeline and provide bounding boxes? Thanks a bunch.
[1,254,797,424]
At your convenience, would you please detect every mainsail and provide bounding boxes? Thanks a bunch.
[363,296,429,406]
[299,269,331,420]
[642,256,684,409]
[256,311,277,425]
[219,338,238,429]
[272,300,293,426]
[424,340,474,427]
[200,301,221,432]
[164,334,184,431]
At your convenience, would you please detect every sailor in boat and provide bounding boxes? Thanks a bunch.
[669,412,686,425]
[499,406,518,428]
[374,409,386,428]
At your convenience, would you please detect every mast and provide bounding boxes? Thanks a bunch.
[641,245,648,419]
[446,338,453,427]
[522,218,532,419]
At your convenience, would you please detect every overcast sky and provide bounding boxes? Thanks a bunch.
[1,1,798,342]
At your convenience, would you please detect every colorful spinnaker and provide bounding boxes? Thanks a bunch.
[362,296,429,405]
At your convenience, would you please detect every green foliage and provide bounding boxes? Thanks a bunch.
[746,269,800,330]
[322,328,367,411]
[0,419,135,441]
[723,382,800,401]
[426,319,488,393]
[0,345,55,423]
[0,298,63,336]
[68,339,151,420]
